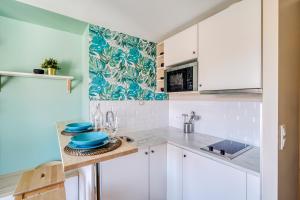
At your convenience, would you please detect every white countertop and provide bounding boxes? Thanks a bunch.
[117,127,260,176]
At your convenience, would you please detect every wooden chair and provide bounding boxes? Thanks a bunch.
[13,163,66,200]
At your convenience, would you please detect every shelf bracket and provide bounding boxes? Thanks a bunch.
[66,79,72,94]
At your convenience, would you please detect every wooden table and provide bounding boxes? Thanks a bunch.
[56,121,138,199]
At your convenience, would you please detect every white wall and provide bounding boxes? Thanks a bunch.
[169,100,262,146]
[90,100,169,132]
[262,0,278,199]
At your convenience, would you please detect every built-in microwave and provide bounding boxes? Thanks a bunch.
[164,61,198,93]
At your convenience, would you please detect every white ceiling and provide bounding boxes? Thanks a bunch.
[18,0,238,42]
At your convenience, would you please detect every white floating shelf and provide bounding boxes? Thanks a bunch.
[0,71,74,93]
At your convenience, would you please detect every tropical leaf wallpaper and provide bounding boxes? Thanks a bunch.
[89,24,168,101]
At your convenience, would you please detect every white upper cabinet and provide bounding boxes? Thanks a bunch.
[197,0,261,91]
[164,24,197,67]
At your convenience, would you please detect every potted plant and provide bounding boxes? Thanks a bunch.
[41,58,60,75]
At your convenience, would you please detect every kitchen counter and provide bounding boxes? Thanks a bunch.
[118,127,260,176]
[56,121,138,172]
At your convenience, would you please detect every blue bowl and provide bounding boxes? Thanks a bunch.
[65,122,92,131]
[71,132,109,146]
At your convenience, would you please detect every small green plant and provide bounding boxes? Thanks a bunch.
[40,58,60,70]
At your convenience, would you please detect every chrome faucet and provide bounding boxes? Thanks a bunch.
[189,111,200,122]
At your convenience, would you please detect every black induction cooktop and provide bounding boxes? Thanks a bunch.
[200,139,252,159]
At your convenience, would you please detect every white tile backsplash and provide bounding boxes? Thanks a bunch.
[90,100,261,147]
[90,100,169,132]
[169,100,262,146]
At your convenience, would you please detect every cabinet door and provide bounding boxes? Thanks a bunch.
[100,149,149,200]
[150,144,167,200]
[247,173,260,200]
[65,176,79,200]
[78,165,94,200]
[167,144,183,200]
[182,150,246,200]
[164,25,197,67]
[198,0,261,91]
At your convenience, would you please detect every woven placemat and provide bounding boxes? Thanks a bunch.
[64,138,122,156]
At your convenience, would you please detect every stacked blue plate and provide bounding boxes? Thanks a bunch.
[64,122,93,133]
[67,132,109,150]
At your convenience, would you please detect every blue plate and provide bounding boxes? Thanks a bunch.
[67,139,109,150]
[65,122,92,131]
[64,127,93,133]
[71,132,109,146]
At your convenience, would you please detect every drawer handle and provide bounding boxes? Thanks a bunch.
[151,150,155,153]
[145,152,149,155]
[183,154,187,158]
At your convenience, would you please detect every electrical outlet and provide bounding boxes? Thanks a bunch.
[280,125,287,150]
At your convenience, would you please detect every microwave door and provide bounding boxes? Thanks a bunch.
[166,66,195,92]
[167,68,188,92]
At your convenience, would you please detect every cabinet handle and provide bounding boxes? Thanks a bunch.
[151,150,155,154]
[192,51,196,54]
[183,154,187,158]
[145,152,149,155]
[199,84,202,87]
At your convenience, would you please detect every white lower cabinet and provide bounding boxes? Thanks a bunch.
[65,175,79,200]
[247,173,260,200]
[100,147,149,200]
[150,144,167,200]
[167,144,259,200]
[78,165,94,200]
[99,143,259,200]
[167,143,183,200]
[100,144,166,200]
[182,150,246,200]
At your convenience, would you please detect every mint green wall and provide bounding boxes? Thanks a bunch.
[0,16,86,174]
[81,26,90,121]
[0,0,87,35]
